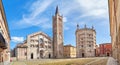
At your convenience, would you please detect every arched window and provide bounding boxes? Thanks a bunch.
[40,50,44,58]
[39,38,43,43]
[31,53,33,59]
[49,54,51,58]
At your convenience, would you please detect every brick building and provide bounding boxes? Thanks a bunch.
[53,6,64,58]
[99,43,112,57]
[95,45,100,57]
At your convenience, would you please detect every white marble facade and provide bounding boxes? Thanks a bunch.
[76,25,96,58]
[27,31,53,59]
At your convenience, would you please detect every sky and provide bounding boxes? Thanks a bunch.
[2,0,111,49]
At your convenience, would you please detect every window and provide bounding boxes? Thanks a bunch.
[89,41,91,43]
[81,38,83,40]
[30,45,34,47]
[48,41,51,44]
[39,38,43,43]
[30,40,34,42]
[89,45,91,47]
[25,52,27,56]
[89,34,91,36]
[48,46,51,48]
[81,45,83,47]
[0,26,3,34]
[40,44,44,48]
[45,41,47,43]
[81,41,83,44]
[45,46,47,48]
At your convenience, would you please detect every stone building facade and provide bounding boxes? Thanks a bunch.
[15,32,53,60]
[0,0,10,64]
[27,31,53,59]
[95,45,100,57]
[99,43,112,57]
[108,0,120,63]
[76,24,96,58]
[53,6,64,58]
[64,45,76,58]
[15,41,27,60]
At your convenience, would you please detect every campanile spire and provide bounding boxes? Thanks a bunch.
[55,6,59,15]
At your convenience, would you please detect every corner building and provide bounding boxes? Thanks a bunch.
[76,25,96,58]
[53,6,64,58]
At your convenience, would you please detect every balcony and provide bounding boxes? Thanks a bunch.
[0,33,7,49]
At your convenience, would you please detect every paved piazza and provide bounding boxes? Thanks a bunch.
[10,57,110,65]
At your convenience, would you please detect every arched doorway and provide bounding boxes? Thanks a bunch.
[81,49,85,57]
[40,50,44,58]
[107,53,109,56]
[49,54,51,58]
[31,53,33,59]
[82,53,84,57]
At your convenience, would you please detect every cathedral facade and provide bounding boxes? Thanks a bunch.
[27,31,53,59]
[15,32,53,60]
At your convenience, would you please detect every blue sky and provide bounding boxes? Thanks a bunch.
[2,0,111,49]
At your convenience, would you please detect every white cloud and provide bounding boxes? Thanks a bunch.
[76,0,107,10]
[76,0,108,18]
[64,26,69,30]
[13,0,53,29]
[29,0,53,18]
[63,17,67,23]
[59,0,109,31]
[79,9,107,18]
[60,0,80,16]
[11,36,24,43]
[12,0,109,31]
[60,0,108,18]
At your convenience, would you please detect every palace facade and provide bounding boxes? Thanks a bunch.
[108,0,120,63]
[0,0,10,64]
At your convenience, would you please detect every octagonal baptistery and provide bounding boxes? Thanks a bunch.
[76,24,96,58]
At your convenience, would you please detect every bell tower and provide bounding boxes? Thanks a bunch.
[53,6,64,58]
